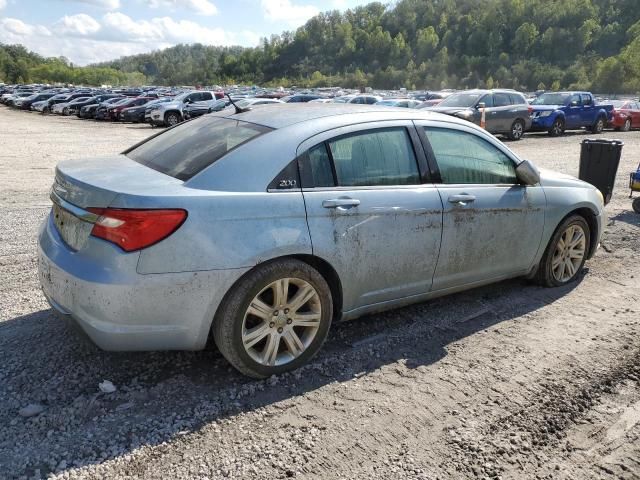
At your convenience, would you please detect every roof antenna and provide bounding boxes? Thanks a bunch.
[226,93,250,114]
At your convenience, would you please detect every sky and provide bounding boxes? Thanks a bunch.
[0,0,369,65]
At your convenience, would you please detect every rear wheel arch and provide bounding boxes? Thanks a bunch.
[209,254,343,340]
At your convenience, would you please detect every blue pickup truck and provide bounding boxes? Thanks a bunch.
[530,92,614,136]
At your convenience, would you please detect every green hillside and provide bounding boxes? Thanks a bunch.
[2,0,640,92]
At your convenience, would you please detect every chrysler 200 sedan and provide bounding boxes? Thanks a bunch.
[38,104,604,378]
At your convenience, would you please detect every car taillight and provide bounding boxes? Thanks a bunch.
[86,208,187,252]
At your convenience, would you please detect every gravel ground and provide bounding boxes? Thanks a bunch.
[1,106,639,480]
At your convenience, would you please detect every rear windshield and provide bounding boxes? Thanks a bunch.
[125,116,272,180]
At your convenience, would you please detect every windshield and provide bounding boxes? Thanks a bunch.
[333,96,353,103]
[531,93,570,105]
[126,116,272,180]
[438,92,482,108]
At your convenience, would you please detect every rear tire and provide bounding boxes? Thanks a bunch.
[535,215,590,287]
[548,118,565,137]
[590,116,605,134]
[508,119,525,140]
[213,259,333,378]
[633,197,640,214]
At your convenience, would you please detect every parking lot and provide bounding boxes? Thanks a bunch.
[1,106,639,479]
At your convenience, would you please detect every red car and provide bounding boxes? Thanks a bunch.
[107,96,155,121]
[609,100,640,131]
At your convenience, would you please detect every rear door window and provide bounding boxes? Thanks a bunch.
[328,128,419,186]
[581,94,593,106]
[509,93,525,105]
[125,116,272,180]
[493,93,510,107]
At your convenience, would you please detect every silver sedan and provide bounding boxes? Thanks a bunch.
[38,104,604,378]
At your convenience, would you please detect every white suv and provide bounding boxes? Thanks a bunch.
[148,91,222,127]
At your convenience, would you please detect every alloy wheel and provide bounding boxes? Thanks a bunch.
[551,119,563,136]
[511,121,524,140]
[623,118,631,132]
[242,277,321,367]
[551,224,586,282]
[166,113,179,126]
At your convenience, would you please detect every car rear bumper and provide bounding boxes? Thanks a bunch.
[38,211,248,351]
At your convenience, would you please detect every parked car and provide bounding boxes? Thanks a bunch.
[426,89,532,140]
[332,95,356,103]
[31,100,50,112]
[148,91,224,127]
[232,98,283,109]
[182,98,229,120]
[347,94,382,104]
[39,105,604,378]
[52,97,91,115]
[94,98,132,120]
[281,94,324,103]
[375,98,422,108]
[120,97,172,123]
[68,94,121,116]
[4,91,34,106]
[14,92,55,110]
[43,93,90,113]
[529,92,614,136]
[107,97,155,121]
[608,100,640,131]
[79,97,124,119]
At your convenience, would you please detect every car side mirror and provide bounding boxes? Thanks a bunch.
[476,102,485,110]
[570,101,578,106]
[516,159,540,185]
[184,98,191,104]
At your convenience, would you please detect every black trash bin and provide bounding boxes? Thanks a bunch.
[578,139,623,205]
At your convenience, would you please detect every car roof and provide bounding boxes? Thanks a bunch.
[211,103,467,129]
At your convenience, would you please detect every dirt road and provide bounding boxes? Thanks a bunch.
[0,106,639,479]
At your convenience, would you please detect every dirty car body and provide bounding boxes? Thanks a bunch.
[38,105,604,366]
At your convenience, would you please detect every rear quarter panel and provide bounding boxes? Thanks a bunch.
[132,191,312,274]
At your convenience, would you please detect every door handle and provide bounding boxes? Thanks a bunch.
[448,194,476,205]
[491,111,497,114]
[322,197,361,209]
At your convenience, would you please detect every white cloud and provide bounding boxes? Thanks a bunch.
[145,0,218,16]
[0,13,260,65]
[0,0,7,11]
[261,0,318,25]
[54,14,102,36]
[64,0,121,9]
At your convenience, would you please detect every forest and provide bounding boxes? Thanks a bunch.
[1,0,640,93]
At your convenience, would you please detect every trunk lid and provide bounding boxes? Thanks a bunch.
[51,154,183,250]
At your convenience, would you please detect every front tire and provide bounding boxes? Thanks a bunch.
[165,111,181,126]
[548,118,565,137]
[213,259,333,378]
[633,197,640,214]
[508,119,525,140]
[536,215,590,287]
[622,118,631,132]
